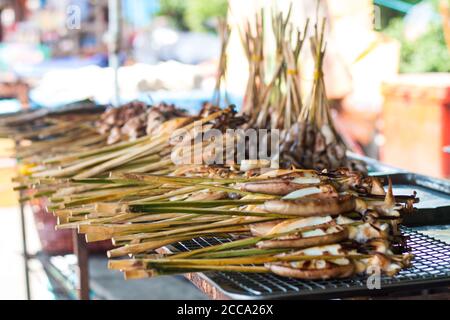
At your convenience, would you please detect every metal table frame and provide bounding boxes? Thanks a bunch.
[18,164,90,301]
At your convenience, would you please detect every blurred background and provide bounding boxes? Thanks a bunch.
[0,0,449,299]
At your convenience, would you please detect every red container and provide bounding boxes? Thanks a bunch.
[31,198,112,256]
[381,73,450,179]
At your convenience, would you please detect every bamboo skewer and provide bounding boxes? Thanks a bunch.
[212,18,231,107]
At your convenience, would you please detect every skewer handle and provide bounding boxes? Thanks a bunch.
[73,230,90,300]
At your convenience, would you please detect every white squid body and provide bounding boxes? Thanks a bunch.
[347,222,390,244]
[282,244,356,269]
[256,169,320,180]
[267,216,333,235]
[355,255,403,276]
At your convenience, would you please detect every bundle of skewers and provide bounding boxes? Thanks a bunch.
[4,103,419,281]
[3,101,418,281]
[10,104,244,203]
[212,17,231,107]
[254,7,307,131]
[1,112,109,172]
[281,20,357,171]
[52,166,416,280]
[1,9,421,283]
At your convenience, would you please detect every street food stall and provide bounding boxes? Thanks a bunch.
[0,0,449,302]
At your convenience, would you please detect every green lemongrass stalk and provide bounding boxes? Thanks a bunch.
[102,212,198,224]
[130,212,245,227]
[35,178,71,185]
[148,168,174,176]
[123,265,270,279]
[180,183,269,197]
[66,216,85,223]
[13,177,67,190]
[117,154,162,167]
[141,254,372,268]
[129,199,266,208]
[81,210,172,224]
[145,265,270,274]
[52,185,149,201]
[55,185,169,203]
[77,213,197,234]
[23,124,91,141]
[74,108,229,179]
[78,215,227,239]
[121,173,249,185]
[50,183,162,202]
[32,145,139,178]
[123,175,273,198]
[133,248,286,260]
[12,184,29,191]
[43,134,152,165]
[17,133,102,158]
[106,218,264,249]
[127,158,173,174]
[56,216,116,230]
[130,186,202,203]
[107,235,197,258]
[60,186,162,208]
[170,236,267,259]
[83,211,130,220]
[72,138,166,179]
[111,226,249,247]
[53,207,92,218]
[103,218,256,239]
[168,221,343,260]
[111,226,249,249]
[194,248,286,259]
[51,183,119,199]
[70,178,150,185]
[125,213,194,224]
[109,216,246,242]
[126,206,296,219]
[19,190,55,202]
[110,157,163,173]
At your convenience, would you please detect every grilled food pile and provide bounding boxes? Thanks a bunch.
[71,167,415,280]
[1,11,420,282]
[2,101,418,281]
[97,102,189,145]
[0,108,105,164]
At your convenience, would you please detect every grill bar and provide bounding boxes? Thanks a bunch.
[170,228,450,299]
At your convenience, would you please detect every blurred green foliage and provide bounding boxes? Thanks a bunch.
[157,0,189,30]
[157,0,228,32]
[383,17,450,73]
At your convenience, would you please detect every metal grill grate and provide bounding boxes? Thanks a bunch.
[171,228,450,299]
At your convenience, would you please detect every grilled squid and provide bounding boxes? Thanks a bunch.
[257,225,348,249]
[250,220,283,236]
[263,194,356,217]
[240,178,329,197]
[329,169,386,196]
[266,244,411,279]
[250,215,333,238]
[354,253,413,276]
[266,244,356,280]
[347,222,390,244]
[240,170,328,196]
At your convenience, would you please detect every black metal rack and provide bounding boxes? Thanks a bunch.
[170,228,450,299]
